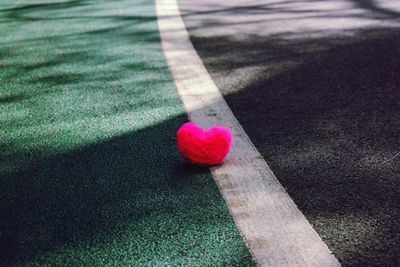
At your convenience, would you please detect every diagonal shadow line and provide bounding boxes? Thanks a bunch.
[188,24,400,266]
[0,114,253,266]
[350,0,400,18]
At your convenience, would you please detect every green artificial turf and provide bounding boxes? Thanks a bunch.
[0,0,255,266]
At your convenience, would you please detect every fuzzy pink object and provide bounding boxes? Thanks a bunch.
[177,122,233,166]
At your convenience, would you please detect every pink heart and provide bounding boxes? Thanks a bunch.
[177,122,233,166]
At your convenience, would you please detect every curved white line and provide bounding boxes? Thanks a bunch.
[156,0,341,266]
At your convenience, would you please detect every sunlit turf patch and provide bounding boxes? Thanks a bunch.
[0,0,255,266]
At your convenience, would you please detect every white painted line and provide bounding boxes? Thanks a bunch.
[156,0,341,266]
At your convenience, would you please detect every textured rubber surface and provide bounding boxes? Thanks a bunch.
[0,0,254,266]
[179,0,400,266]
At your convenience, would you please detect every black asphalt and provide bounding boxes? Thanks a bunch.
[179,0,400,266]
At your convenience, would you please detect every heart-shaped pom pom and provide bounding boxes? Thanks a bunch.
[177,122,233,166]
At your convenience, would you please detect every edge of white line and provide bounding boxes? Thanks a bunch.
[156,1,341,266]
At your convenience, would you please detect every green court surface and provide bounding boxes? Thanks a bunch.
[0,0,254,265]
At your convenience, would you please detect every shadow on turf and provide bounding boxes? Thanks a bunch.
[0,114,251,265]
[0,94,26,104]
[2,0,399,265]
[185,12,400,265]
[0,0,88,20]
[0,1,254,265]
[0,0,158,25]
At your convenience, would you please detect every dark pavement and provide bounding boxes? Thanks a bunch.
[179,0,400,266]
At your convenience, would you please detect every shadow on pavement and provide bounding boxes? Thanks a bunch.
[181,0,400,265]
